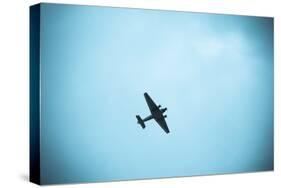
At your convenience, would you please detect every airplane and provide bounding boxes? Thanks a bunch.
[136,92,170,134]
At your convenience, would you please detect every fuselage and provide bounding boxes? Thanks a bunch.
[146,107,165,120]
[142,107,167,122]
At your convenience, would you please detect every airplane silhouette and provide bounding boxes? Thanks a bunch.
[136,92,170,134]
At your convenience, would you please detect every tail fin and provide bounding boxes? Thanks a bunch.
[136,115,145,129]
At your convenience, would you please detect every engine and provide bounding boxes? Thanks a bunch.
[161,108,167,113]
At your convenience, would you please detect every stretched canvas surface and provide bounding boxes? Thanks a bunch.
[30,3,274,185]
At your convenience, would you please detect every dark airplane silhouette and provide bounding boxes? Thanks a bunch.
[136,92,170,134]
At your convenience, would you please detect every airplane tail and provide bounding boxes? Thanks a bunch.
[136,115,145,129]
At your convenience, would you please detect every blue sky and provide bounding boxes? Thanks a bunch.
[39,3,273,184]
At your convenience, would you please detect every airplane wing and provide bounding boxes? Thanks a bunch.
[144,92,158,112]
[156,118,170,134]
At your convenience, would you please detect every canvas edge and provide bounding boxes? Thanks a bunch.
[29,3,41,185]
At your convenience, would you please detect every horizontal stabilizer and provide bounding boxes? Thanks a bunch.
[136,115,145,129]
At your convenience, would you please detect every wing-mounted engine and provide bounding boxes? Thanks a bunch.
[161,107,167,113]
